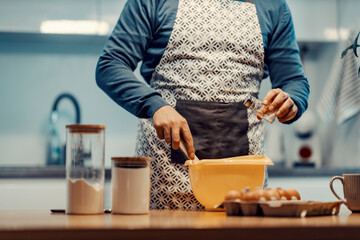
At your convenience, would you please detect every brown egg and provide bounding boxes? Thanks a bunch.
[243,190,260,202]
[287,188,301,200]
[238,187,249,198]
[276,187,291,200]
[225,190,243,201]
[265,188,281,201]
[254,188,270,201]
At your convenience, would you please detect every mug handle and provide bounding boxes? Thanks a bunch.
[330,176,345,201]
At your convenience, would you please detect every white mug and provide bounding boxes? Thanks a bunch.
[330,174,360,212]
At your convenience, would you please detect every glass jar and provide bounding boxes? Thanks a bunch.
[111,157,151,214]
[243,94,276,123]
[65,124,106,214]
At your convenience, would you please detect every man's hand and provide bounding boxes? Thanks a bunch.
[259,88,298,123]
[152,105,195,159]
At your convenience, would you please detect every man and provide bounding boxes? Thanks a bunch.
[96,0,309,210]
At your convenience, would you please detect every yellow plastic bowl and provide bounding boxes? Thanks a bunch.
[185,155,273,210]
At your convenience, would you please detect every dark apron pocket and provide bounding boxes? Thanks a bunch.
[171,99,249,164]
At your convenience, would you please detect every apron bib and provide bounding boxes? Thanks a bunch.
[135,0,265,210]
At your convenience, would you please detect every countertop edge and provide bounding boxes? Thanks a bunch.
[0,166,360,179]
[1,226,360,240]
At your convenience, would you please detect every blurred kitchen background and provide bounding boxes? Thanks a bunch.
[0,0,359,209]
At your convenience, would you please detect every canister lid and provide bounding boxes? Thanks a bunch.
[111,157,151,167]
[66,124,106,134]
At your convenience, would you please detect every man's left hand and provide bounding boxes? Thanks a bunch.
[259,88,298,123]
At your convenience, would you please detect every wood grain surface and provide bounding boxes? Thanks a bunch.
[0,209,360,240]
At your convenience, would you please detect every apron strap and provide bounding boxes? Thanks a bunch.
[245,0,254,3]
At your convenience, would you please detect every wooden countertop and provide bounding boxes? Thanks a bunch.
[1,209,360,240]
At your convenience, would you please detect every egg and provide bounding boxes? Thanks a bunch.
[238,187,249,198]
[287,188,301,200]
[276,187,291,200]
[225,190,243,201]
[243,190,260,202]
[254,188,270,201]
[265,188,281,201]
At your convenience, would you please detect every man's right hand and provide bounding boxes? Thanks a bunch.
[152,105,195,160]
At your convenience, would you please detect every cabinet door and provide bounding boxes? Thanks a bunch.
[0,0,98,33]
[287,0,338,42]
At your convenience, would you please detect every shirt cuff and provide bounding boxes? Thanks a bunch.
[137,95,170,119]
[282,97,303,124]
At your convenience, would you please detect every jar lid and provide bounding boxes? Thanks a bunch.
[111,157,151,167]
[66,124,106,134]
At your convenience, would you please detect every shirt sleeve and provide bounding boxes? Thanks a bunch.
[96,0,169,119]
[265,1,310,124]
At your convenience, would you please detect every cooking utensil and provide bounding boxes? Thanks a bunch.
[50,209,112,213]
[179,138,199,163]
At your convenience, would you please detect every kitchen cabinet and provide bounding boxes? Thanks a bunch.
[0,0,126,34]
[0,0,342,60]
[0,0,343,43]
[0,0,98,33]
[0,209,358,240]
[0,0,353,49]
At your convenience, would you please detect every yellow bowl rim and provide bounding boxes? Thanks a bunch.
[185,155,273,166]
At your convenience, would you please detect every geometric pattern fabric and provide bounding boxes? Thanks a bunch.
[136,0,265,210]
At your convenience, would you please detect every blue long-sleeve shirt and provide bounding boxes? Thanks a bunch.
[96,0,309,123]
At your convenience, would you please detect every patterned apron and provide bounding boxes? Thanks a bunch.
[135,0,265,210]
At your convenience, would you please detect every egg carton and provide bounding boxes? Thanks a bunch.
[224,200,343,217]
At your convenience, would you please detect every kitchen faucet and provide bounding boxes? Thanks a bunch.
[47,93,81,165]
